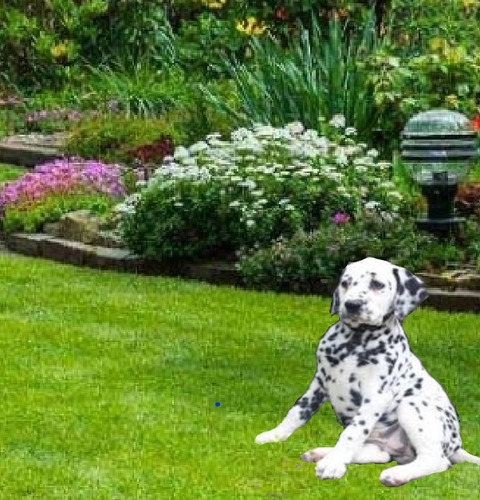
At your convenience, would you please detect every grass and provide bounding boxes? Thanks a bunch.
[0,164,27,183]
[0,255,479,499]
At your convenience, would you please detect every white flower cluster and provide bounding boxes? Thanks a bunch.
[118,119,402,235]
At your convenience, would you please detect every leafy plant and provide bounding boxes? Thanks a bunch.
[238,216,442,293]
[366,41,480,154]
[175,9,247,78]
[84,65,190,118]
[202,13,380,144]
[90,1,175,70]
[2,192,114,233]
[0,1,108,90]
[388,0,480,56]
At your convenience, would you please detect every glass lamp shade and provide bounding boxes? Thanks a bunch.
[401,109,478,184]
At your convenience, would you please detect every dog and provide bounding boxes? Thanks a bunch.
[255,257,480,486]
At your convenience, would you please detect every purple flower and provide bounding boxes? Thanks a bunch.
[0,158,126,209]
[331,211,350,224]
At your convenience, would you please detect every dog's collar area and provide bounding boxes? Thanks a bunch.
[347,323,384,333]
[343,319,395,334]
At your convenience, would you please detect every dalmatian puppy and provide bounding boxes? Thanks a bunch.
[255,257,480,487]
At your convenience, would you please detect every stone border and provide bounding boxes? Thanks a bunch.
[3,233,243,285]
[0,133,67,167]
[4,232,480,314]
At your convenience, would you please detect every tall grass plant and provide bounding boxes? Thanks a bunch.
[202,13,380,143]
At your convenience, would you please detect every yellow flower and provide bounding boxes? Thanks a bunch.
[236,17,266,36]
[462,0,478,9]
[202,0,226,8]
[445,45,466,64]
[445,95,459,109]
[50,43,68,59]
[428,37,449,54]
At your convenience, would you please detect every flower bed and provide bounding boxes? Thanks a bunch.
[0,158,126,233]
[118,118,409,262]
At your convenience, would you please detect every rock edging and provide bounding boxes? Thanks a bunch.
[3,232,243,285]
[4,232,480,313]
[0,133,67,167]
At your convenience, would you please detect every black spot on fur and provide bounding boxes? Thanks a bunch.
[350,388,362,406]
[295,396,309,408]
[404,388,414,397]
[405,276,422,296]
[299,409,312,420]
[311,389,325,412]
[393,268,404,295]
[326,355,339,367]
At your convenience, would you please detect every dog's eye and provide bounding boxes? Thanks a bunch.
[341,280,349,289]
[370,279,385,291]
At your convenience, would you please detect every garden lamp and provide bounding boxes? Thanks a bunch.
[401,109,478,236]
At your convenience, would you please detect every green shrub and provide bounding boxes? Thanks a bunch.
[238,216,443,293]
[0,2,175,91]
[118,119,407,262]
[389,0,480,56]
[174,8,247,79]
[90,1,175,70]
[2,193,113,233]
[64,111,190,163]
[366,42,480,154]
[0,1,108,90]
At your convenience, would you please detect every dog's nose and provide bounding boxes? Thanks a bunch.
[344,300,362,314]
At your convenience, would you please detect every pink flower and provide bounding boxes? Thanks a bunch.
[331,211,350,224]
[0,158,126,209]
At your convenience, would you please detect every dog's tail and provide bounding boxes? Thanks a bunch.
[450,448,480,466]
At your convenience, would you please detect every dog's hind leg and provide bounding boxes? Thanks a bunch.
[450,448,480,466]
[301,443,391,464]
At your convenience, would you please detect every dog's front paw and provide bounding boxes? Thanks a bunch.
[255,428,289,444]
[315,454,347,480]
[379,468,408,487]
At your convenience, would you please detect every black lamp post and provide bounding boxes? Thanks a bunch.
[401,109,478,237]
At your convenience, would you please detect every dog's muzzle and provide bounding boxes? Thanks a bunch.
[344,300,363,315]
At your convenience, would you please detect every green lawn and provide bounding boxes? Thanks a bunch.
[0,254,479,499]
[0,163,27,183]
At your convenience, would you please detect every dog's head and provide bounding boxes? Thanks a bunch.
[330,257,427,328]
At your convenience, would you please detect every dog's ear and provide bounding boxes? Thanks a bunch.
[392,266,428,320]
[330,288,340,316]
[330,268,346,316]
